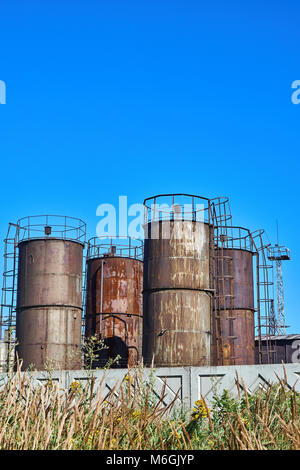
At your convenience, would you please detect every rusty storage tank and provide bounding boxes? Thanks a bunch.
[143,194,214,367]
[213,227,256,366]
[15,215,85,371]
[84,237,143,368]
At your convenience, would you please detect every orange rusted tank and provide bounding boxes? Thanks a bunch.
[85,238,143,368]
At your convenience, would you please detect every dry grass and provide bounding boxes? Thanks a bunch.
[0,365,187,450]
[0,364,299,450]
[201,367,300,450]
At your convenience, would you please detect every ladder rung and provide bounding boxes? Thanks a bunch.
[215,275,234,278]
[215,294,234,298]
[259,282,273,286]
[214,316,236,320]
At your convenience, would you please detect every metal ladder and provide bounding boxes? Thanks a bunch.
[214,232,237,365]
[210,201,237,366]
[0,223,20,371]
[253,230,277,364]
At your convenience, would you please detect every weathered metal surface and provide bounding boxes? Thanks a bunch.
[85,256,143,367]
[16,307,82,370]
[143,220,212,367]
[143,290,211,366]
[16,239,83,370]
[216,249,254,310]
[255,335,300,364]
[213,248,255,366]
[217,309,255,365]
[144,220,210,290]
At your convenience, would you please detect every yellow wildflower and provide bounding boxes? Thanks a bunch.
[70,380,82,394]
[241,417,250,427]
[192,399,210,419]
[124,374,133,382]
[110,438,117,449]
[45,380,54,389]
[86,429,100,447]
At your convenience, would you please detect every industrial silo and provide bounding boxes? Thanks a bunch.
[213,226,256,365]
[142,194,214,367]
[84,238,143,368]
[15,215,85,370]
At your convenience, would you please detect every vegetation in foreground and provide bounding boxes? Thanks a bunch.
[0,364,299,450]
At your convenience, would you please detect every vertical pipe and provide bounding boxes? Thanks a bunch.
[100,259,104,314]
[256,251,262,364]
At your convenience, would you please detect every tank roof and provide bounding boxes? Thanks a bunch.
[16,215,86,244]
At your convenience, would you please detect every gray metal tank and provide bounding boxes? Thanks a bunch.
[142,194,214,367]
[15,215,85,371]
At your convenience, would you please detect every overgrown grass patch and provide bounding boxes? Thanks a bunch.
[0,365,299,450]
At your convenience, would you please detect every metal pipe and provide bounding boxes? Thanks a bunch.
[100,259,104,314]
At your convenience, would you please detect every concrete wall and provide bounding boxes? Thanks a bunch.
[0,340,7,372]
[1,363,299,412]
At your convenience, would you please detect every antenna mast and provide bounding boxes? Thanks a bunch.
[267,222,290,335]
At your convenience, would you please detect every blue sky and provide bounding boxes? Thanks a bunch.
[0,1,299,331]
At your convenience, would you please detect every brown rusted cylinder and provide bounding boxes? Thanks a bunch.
[16,239,83,370]
[85,256,143,367]
[214,248,255,365]
[143,220,212,367]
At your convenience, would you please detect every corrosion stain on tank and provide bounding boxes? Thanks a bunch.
[144,220,210,290]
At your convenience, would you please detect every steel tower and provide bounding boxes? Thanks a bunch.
[267,244,291,335]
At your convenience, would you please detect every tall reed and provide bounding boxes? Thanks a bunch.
[0,363,299,450]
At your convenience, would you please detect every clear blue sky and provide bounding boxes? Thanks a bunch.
[0,1,299,331]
